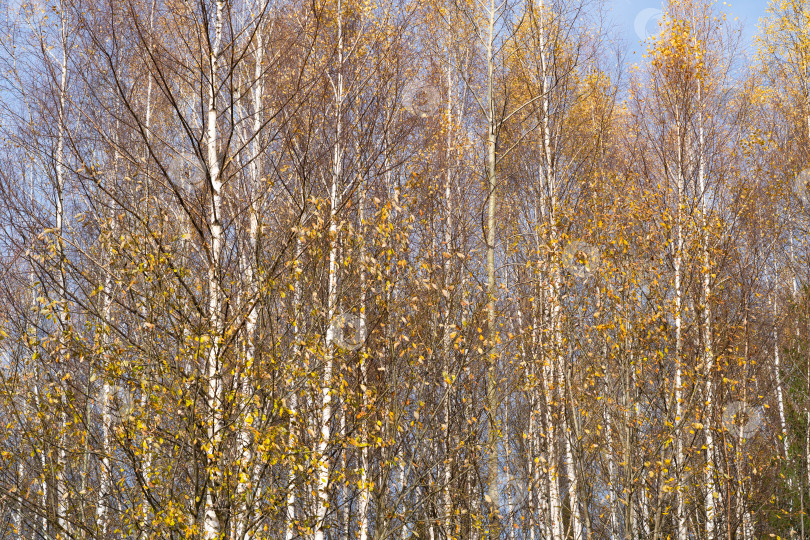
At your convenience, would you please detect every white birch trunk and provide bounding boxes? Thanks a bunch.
[28,256,47,538]
[505,397,515,540]
[633,358,651,540]
[623,329,636,540]
[516,300,530,540]
[95,261,115,537]
[484,0,500,533]
[34,374,48,539]
[340,403,349,540]
[674,111,687,540]
[541,349,563,540]
[285,233,303,540]
[399,452,408,540]
[772,298,789,463]
[96,379,111,533]
[138,8,156,531]
[233,20,265,540]
[528,408,539,540]
[55,13,70,535]
[802,412,810,536]
[697,83,717,540]
[12,461,22,537]
[536,1,573,536]
[313,1,343,535]
[203,2,225,538]
[562,406,582,540]
[743,511,755,540]
[357,158,370,540]
[442,55,455,540]
[15,252,37,538]
[532,236,550,540]
[606,385,619,540]
[358,403,369,540]
[736,310,749,540]
[19,172,37,540]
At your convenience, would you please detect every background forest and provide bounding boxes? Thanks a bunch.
[0,0,808,538]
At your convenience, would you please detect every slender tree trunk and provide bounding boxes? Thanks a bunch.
[203,2,225,538]
[314,1,344,536]
[528,401,542,540]
[95,263,114,538]
[794,255,810,536]
[286,232,304,540]
[20,159,41,539]
[139,7,156,531]
[772,297,789,462]
[484,0,500,534]
[28,253,47,538]
[340,402,350,540]
[358,152,370,540]
[806,409,810,540]
[623,324,636,540]
[698,84,717,540]
[674,109,687,540]
[399,453,408,540]
[55,11,70,535]
[788,228,800,537]
[531,233,551,540]
[34,371,48,539]
[541,309,563,540]
[606,356,619,540]
[632,348,650,540]
[516,299,531,540]
[802,296,810,540]
[736,304,750,540]
[233,23,265,540]
[505,396,515,540]
[562,389,582,540]
[442,55,455,540]
[536,1,580,535]
[18,252,38,539]
[12,460,22,537]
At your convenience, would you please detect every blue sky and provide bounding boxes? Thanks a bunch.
[609,0,771,59]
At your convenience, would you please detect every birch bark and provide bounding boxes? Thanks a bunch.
[233,14,266,538]
[54,7,70,534]
[674,105,687,540]
[313,0,344,535]
[697,80,717,540]
[538,0,579,534]
[203,2,225,538]
[483,0,500,533]
[442,55,455,540]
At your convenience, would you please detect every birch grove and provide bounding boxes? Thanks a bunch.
[2,0,810,539]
